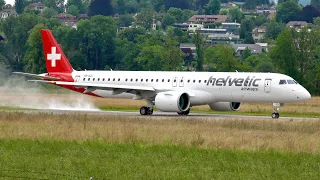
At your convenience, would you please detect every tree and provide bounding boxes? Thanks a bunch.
[228,6,244,23]
[163,0,190,10]
[270,29,299,80]
[311,0,320,8]
[41,7,58,18]
[301,5,320,23]
[43,0,65,13]
[276,0,302,23]
[119,14,134,27]
[193,30,204,71]
[255,14,267,26]
[67,0,85,13]
[204,45,238,72]
[204,0,221,15]
[15,0,25,14]
[88,0,113,17]
[265,20,285,40]
[167,8,183,23]
[135,8,153,30]
[0,0,5,9]
[23,24,48,74]
[162,14,176,29]
[67,5,80,16]
[239,18,255,44]
[118,27,147,42]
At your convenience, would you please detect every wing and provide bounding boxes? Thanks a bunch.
[12,72,60,81]
[29,80,155,93]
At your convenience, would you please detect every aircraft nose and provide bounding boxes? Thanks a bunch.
[300,88,311,101]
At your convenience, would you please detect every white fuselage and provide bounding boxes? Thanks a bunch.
[71,71,311,106]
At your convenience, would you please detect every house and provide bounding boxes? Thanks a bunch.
[222,23,240,33]
[180,43,196,57]
[252,27,266,41]
[255,6,276,14]
[54,13,78,28]
[188,15,228,25]
[0,4,17,19]
[232,44,263,56]
[208,34,240,44]
[172,23,190,31]
[286,21,308,31]
[220,2,236,9]
[26,2,45,12]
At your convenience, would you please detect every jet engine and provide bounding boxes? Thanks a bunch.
[155,92,190,112]
[209,102,241,111]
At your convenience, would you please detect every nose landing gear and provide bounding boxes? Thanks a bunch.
[271,103,281,119]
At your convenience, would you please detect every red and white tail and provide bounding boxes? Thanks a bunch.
[41,30,74,73]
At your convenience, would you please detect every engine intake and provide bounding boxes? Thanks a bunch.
[155,92,190,112]
[209,102,241,111]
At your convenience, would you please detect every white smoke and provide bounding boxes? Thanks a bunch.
[0,77,100,111]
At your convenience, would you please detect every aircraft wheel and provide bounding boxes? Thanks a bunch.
[272,113,279,119]
[147,108,153,115]
[178,109,190,116]
[140,106,148,115]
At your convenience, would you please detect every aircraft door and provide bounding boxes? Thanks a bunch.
[179,77,184,87]
[74,75,80,82]
[264,79,272,93]
[172,77,177,87]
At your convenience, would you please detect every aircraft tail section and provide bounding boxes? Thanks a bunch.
[41,30,73,73]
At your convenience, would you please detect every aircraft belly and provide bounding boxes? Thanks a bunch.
[93,90,135,99]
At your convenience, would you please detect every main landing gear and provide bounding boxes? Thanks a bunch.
[272,103,281,119]
[177,109,190,116]
[140,106,153,115]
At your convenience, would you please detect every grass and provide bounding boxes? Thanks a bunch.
[1,112,320,179]
[1,140,320,179]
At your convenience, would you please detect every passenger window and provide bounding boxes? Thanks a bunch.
[103,78,105,81]
[118,78,120,81]
[174,79,176,82]
[151,79,153,82]
[83,78,85,81]
[136,79,138,82]
[125,79,128,82]
[98,78,100,81]
[156,79,158,82]
[188,80,190,83]
[146,79,148,82]
[108,78,110,81]
[204,80,207,83]
[193,80,196,83]
[131,79,133,82]
[279,80,287,85]
[113,78,115,81]
[162,79,164,82]
[88,78,90,81]
[93,78,95,81]
[168,79,170,82]
[141,79,143,82]
[199,80,201,83]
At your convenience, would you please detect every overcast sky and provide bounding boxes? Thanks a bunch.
[5,0,14,5]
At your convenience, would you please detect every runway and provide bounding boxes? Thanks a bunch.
[4,109,319,121]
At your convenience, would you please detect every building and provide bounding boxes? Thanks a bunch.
[188,15,228,25]
[232,44,263,56]
[286,21,308,31]
[54,13,78,28]
[252,27,266,41]
[222,23,241,33]
[26,2,45,12]
[172,23,190,31]
[255,6,276,14]
[180,43,196,57]
[208,34,241,44]
[0,5,17,19]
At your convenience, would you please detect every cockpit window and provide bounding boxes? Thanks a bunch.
[279,80,287,85]
[287,80,296,84]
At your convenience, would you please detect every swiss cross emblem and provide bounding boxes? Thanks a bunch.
[47,47,61,67]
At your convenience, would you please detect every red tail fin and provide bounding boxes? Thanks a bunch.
[41,29,73,73]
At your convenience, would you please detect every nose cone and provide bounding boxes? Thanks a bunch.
[300,88,311,101]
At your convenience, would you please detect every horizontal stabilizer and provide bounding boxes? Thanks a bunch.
[13,72,60,81]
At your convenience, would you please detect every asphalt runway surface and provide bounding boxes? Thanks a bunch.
[4,109,319,121]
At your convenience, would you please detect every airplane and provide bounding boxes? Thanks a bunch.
[13,29,311,118]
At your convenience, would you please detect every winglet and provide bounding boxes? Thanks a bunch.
[41,29,74,73]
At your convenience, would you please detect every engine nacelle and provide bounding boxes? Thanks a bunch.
[155,92,190,112]
[209,102,241,111]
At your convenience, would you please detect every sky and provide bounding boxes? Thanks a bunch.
[5,0,14,5]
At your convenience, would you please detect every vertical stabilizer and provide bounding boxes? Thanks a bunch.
[41,30,73,73]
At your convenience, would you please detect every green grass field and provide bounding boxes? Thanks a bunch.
[1,140,320,180]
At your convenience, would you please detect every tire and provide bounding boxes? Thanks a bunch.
[140,106,148,115]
